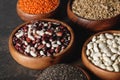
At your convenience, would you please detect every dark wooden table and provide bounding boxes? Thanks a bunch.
[0,0,120,80]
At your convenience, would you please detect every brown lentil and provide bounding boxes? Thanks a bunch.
[72,0,120,20]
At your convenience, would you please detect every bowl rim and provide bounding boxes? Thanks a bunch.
[76,65,91,80]
[68,0,120,21]
[17,0,60,15]
[9,18,74,59]
[82,30,120,74]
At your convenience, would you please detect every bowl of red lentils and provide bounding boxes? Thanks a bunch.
[9,19,74,70]
[82,30,120,80]
[67,0,120,32]
[17,0,60,21]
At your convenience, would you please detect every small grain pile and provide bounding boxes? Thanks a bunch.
[72,0,120,20]
[36,64,88,80]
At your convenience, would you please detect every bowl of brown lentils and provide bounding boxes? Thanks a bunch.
[67,0,120,31]
[82,30,120,80]
[9,19,74,70]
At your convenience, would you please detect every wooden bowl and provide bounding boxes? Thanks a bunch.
[9,19,74,70]
[77,65,91,80]
[82,30,120,80]
[16,0,60,21]
[36,64,91,80]
[67,0,120,32]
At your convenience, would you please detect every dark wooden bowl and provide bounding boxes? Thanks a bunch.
[67,0,120,32]
[16,0,60,21]
[82,30,120,80]
[77,65,91,80]
[9,19,74,70]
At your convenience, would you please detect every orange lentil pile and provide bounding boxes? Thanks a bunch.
[18,0,59,14]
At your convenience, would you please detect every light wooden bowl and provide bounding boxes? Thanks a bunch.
[82,30,120,80]
[9,19,74,70]
[67,0,120,32]
[16,0,60,21]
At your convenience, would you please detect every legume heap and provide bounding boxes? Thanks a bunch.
[86,33,120,72]
[13,21,71,57]
[18,0,59,14]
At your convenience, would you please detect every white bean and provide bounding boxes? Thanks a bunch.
[101,47,110,53]
[110,46,118,53]
[88,57,92,60]
[40,50,45,56]
[99,33,106,40]
[87,42,93,49]
[93,43,99,52]
[105,33,114,39]
[113,64,119,72]
[106,66,114,71]
[93,55,99,61]
[30,51,37,57]
[92,60,102,66]
[98,42,107,49]
[106,52,112,57]
[104,61,113,66]
[106,39,112,46]
[92,36,97,42]
[86,49,91,56]
[111,54,118,61]
[100,64,106,69]
[112,42,118,48]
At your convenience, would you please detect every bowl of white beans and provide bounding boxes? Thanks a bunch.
[82,30,120,80]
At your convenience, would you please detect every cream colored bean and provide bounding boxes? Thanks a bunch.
[86,49,91,56]
[107,39,112,45]
[112,64,119,72]
[88,57,92,60]
[99,33,106,40]
[100,64,106,69]
[92,60,102,66]
[92,36,97,42]
[111,54,118,61]
[104,61,113,66]
[98,42,107,49]
[105,33,114,39]
[87,42,93,49]
[106,66,114,71]
[101,47,110,53]
[93,55,99,61]
[110,46,118,53]
[106,52,112,57]
[93,43,99,52]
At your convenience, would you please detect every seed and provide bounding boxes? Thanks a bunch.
[36,64,88,80]
[72,0,120,20]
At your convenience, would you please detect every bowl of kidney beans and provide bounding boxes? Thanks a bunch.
[9,19,74,70]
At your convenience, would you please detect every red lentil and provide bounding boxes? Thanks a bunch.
[18,0,59,14]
